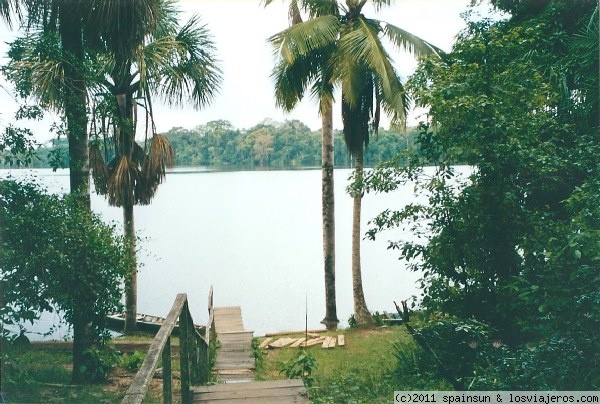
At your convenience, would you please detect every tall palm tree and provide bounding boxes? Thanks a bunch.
[2,0,98,382]
[88,0,222,333]
[270,0,442,326]
[266,0,341,329]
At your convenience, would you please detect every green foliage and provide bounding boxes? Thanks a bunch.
[81,346,121,382]
[0,125,38,167]
[348,311,386,328]
[311,371,398,404]
[280,350,317,387]
[364,0,599,390]
[0,178,131,343]
[162,120,417,168]
[1,346,128,402]
[120,350,145,371]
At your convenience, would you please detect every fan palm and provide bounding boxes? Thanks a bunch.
[2,0,99,382]
[269,0,442,326]
[87,0,222,333]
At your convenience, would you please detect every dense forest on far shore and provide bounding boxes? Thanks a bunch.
[21,118,418,169]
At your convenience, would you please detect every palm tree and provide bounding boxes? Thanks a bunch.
[2,0,98,382]
[270,0,442,326]
[87,0,222,333]
[266,0,341,330]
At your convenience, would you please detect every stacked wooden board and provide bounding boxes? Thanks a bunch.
[258,334,346,349]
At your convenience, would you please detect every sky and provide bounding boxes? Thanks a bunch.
[0,0,490,143]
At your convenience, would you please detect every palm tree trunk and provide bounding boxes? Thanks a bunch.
[351,150,374,327]
[59,5,93,383]
[320,99,338,329]
[123,201,138,334]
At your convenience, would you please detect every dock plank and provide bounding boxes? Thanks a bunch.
[193,379,309,403]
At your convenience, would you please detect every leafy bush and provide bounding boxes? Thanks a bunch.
[280,350,317,387]
[395,318,600,390]
[0,178,132,382]
[120,351,145,371]
[81,347,120,383]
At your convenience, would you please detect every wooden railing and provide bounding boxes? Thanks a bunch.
[122,288,215,404]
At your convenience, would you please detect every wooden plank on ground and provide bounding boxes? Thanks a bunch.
[300,337,325,347]
[322,336,336,348]
[269,337,296,348]
[259,337,274,348]
[338,335,345,346]
[290,338,306,348]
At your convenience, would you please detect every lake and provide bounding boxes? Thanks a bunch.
[2,166,432,339]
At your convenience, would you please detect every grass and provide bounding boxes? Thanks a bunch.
[2,348,126,403]
[254,326,448,403]
[2,336,178,403]
[4,325,447,403]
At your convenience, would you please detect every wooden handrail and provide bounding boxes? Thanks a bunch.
[122,290,214,404]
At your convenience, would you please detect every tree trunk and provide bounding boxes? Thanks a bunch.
[351,150,374,327]
[123,201,138,334]
[320,99,339,329]
[58,4,93,383]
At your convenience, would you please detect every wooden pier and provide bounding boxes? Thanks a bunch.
[121,293,308,403]
[192,305,309,403]
[212,306,255,383]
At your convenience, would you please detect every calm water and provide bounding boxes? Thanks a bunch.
[2,167,435,339]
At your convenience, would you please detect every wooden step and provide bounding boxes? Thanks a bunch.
[192,379,309,403]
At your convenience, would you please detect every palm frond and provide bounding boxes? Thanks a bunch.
[138,134,174,204]
[4,32,67,111]
[146,15,222,109]
[151,0,180,39]
[290,0,303,24]
[108,155,140,207]
[336,17,404,112]
[91,0,164,57]
[341,74,372,155]
[383,22,445,58]
[300,0,339,18]
[89,143,110,195]
[272,45,333,111]
[0,0,22,28]
[369,0,393,12]
[269,15,340,64]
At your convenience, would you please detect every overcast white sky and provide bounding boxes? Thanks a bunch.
[0,0,492,142]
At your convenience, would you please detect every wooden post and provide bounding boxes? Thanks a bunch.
[179,302,192,404]
[162,336,172,404]
[122,294,187,404]
[198,336,208,384]
[191,323,200,385]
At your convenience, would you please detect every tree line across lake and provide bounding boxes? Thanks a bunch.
[25,119,418,169]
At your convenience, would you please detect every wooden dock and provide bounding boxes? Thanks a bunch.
[212,306,255,383]
[192,306,309,403]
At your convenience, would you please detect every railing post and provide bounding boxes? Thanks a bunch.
[179,301,192,404]
[198,336,208,384]
[162,336,172,404]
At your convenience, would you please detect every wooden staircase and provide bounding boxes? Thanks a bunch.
[192,306,309,403]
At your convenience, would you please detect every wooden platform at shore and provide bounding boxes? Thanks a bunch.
[192,305,309,403]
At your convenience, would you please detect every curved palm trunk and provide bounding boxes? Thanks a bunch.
[59,6,93,384]
[320,99,339,329]
[351,150,374,327]
[123,201,138,334]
